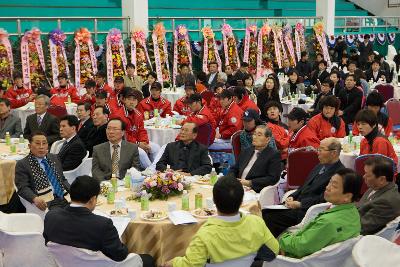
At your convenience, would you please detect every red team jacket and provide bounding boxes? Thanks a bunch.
[288,125,320,153]
[307,113,346,141]
[237,95,259,113]
[5,86,33,108]
[173,97,207,116]
[111,107,149,144]
[217,102,244,140]
[207,96,222,120]
[183,105,217,143]
[49,86,81,107]
[267,122,290,160]
[360,136,398,164]
[352,118,394,137]
[137,97,172,118]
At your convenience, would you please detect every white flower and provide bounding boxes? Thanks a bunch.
[177,183,184,191]
[150,181,157,187]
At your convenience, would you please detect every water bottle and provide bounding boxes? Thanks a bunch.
[348,131,353,144]
[181,190,189,211]
[210,168,218,185]
[5,132,10,146]
[67,95,71,104]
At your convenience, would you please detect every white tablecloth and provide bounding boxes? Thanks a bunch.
[281,100,314,123]
[145,126,181,147]
[161,88,185,106]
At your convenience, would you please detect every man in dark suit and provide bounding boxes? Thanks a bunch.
[57,115,87,171]
[175,63,196,87]
[357,157,400,235]
[365,60,387,83]
[43,175,155,266]
[86,106,108,156]
[156,122,212,175]
[338,74,363,132]
[227,125,281,193]
[277,58,294,76]
[92,118,141,181]
[358,34,373,70]
[76,102,94,145]
[0,98,22,138]
[262,137,344,237]
[206,61,219,91]
[311,60,330,86]
[15,131,70,211]
[232,62,249,85]
[23,95,60,146]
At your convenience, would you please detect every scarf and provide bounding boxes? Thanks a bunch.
[27,153,67,197]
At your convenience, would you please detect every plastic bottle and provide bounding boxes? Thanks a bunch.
[181,190,189,211]
[210,168,218,185]
[348,131,353,144]
[67,95,71,104]
[5,132,10,146]
[19,134,24,144]
[141,192,149,211]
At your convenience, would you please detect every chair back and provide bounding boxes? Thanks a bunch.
[355,154,396,195]
[288,203,331,232]
[49,140,64,154]
[18,196,47,220]
[375,84,394,102]
[201,90,214,106]
[205,253,256,267]
[287,148,319,189]
[63,153,92,185]
[47,242,143,267]
[386,98,400,126]
[0,212,43,233]
[196,123,213,146]
[352,235,400,267]
[259,182,280,208]
[375,215,400,240]
[47,105,68,118]
[231,130,242,162]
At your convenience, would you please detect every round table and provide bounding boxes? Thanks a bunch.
[95,181,258,266]
[161,88,185,106]
[145,126,180,147]
[281,100,314,123]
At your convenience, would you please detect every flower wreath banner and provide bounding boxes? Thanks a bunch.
[49,29,69,88]
[106,28,127,88]
[294,22,306,62]
[387,33,396,45]
[272,25,284,69]
[152,22,170,85]
[222,24,240,72]
[243,25,258,74]
[0,29,13,89]
[257,23,272,79]
[131,29,152,80]
[74,28,97,89]
[313,22,331,66]
[283,24,296,66]
[202,26,221,73]
[173,25,192,87]
[21,28,46,89]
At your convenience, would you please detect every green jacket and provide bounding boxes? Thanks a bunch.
[279,203,361,258]
[173,213,279,267]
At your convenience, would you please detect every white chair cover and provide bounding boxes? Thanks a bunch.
[49,140,64,154]
[18,196,47,220]
[205,253,256,267]
[63,153,92,185]
[287,203,331,232]
[47,242,143,267]
[0,212,43,233]
[352,235,400,267]
[259,183,280,208]
[375,215,400,240]
[265,236,360,267]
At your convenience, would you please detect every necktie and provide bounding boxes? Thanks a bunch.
[59,140,68,154]
[78,121,83,131]
[42,158,64,198]
[111,144,120,176]
[37,115,42,126]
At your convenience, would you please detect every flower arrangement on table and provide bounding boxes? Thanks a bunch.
[140,170,189,200]
[0,29,13,90]
[221,24,240,72]
[313,22,331,66]
[152,22,170,85]
[74,28,97,88]
[48,29,69,88]
[244,25,258,75]
[131,29,152,80]
[256,23,273,78]
[294,22,306,62]
[21,28,46,90]
[202,26,222,73]
[173,25,192,86]
[106,28,127,88]
[282,24,296,67]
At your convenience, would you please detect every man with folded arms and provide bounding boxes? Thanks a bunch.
[43,175,155,266]
[262,137,344,237]
[163,176,278,267]
[358,157,400,235]
[279,168,361,258]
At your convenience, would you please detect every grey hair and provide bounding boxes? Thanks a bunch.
[256,125,272,138]
[35,94,50,106]
[326,137,342,154]
[218,72,228,82]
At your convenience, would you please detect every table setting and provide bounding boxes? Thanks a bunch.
[161,87,185,106]
[281,94,315,123]
[144,114,185,147]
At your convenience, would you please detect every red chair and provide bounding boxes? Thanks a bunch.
[386,98,400,132]
[375,84,394,103]
[231,130,242,162]
[195,123,213,147]
[355,154,396,196]
[287,147,319,189]
[200,90,214,106]
[47,105,67,118]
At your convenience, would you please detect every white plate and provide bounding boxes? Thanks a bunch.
[191,208,217,219]
[141,211,168,221]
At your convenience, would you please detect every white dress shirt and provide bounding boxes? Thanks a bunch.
[241,150,259,180]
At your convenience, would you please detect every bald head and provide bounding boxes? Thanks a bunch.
[318,137,341,164]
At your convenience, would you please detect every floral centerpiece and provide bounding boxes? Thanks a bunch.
[294,22,306,62]
[282,24,296,66]
[0,29,13,90]
[106,28,127,87]
[141,170,189,200]
[243,25,258,75]
[172,25,192,86]
[21,28,46,90]
[272,25,285,68]
[313,22,331,66]
[131,29,152,80]
[48,29,69,88]
[202,26,222,73]
[74,28,97,89]
[222,24,240,72]
[152,23,170,85]
[257,24,273,78]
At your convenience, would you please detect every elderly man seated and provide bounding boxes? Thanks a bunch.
[156,122,212,176]
[227,125,281,193]
[279,168,362,258]
[163,176,278,267]
[358,157,400,235]
[15,131,70,211]
[262,137,344,237]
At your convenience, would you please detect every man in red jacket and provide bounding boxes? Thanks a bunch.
[233,86,259,113]
[287,107,320,153]
[209,89,243,149]
[80,79,96,105]
[49,73,80,107]
[107,76,125,113]
[95,71,114,97]
[173,83,196,116]
[137,82,172,119]
[5,73,35,109]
